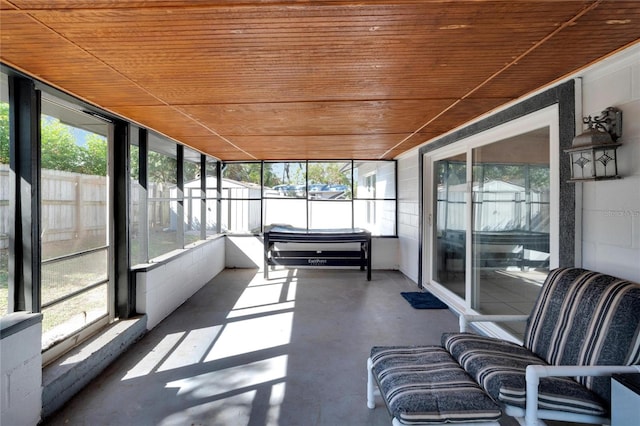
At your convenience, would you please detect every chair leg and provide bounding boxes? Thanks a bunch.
[367,357,376,409]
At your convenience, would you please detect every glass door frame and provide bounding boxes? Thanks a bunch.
[424,105,561,340]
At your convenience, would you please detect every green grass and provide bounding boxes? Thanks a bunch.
[1,243,108,336]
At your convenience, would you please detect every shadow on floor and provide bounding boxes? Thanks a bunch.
[43,268,530,426]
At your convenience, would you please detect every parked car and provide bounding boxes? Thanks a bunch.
[272,184,298,197]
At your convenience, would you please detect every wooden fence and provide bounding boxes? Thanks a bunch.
[0,165,108,250]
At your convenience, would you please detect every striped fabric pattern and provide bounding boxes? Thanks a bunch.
[523,267,640,403]
[370,346,502,424]
[442,333,607,415]
[442,267,640,416]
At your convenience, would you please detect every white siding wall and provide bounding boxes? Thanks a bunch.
[580,43,640,282]
[396,152,420,282]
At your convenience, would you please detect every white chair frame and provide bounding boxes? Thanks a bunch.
[460,314,640,426]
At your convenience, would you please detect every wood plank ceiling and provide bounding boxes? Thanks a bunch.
[1,0,639,160]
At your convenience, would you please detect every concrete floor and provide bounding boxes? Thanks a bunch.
[43,268,514,426]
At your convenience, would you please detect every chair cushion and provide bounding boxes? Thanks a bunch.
[523,267,640,403]
[370,346,502,424]
[443,333,607,416]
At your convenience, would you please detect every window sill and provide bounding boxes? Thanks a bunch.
[131,234,225,272]
[0,311,43,339]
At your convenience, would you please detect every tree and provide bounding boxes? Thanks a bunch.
[222,163,261,184]
[305,162,350,186]
[0,103,8,164]
[148,151,177,191]
[184,161,200,183]
[41,117,85,172]
[1,109,109,175]
[262,163,278,187]
[81,134,108,176]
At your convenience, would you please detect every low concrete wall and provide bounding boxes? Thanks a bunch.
[1,312,43,426]
[41,316,147,419]
[41,236,226,420]
[136,236,225,330]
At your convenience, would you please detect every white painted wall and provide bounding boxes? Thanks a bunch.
[136,237,225,329]
[0,314,42,426]
[372,238,400,270]
[580,43,640,282]
[396,151,420,282]
[226,235,265,268]
[395,42,640,284]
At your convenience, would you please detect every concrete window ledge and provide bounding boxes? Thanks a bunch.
[42,315,147,419]
[0,311,43,338]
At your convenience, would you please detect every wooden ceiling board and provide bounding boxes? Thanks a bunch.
[0,12,162,108]
[180,99,457,137]
[2,0,639,161]
[201,134,409,161]
[23,2,583,104]
[114,105,250,158]
[113,105,221,137]
[379,97,515,154]
[469,3,640,99]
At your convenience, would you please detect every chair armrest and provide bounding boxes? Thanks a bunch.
[527,364,640,378]
[524,364,640,426]
[459,314,530,332]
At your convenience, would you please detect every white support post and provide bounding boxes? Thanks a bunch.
[525,365,543,426]
[367,357,376,409]
[459,314,468,332]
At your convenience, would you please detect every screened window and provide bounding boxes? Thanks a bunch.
[183,147,201,247]
[263,162,307,228]
[354,161,396,235]
[147,135,179,258]
[0,72,8,316]
[306,161,352,229]
[130,132,220,265]
[129,129,145,266]
[205,158,219,236]
[225,160,396,235]
[221,162,262,233]
[39,95,111,351]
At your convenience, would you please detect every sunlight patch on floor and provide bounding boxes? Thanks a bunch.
[158,325,223,372]
[233,282,286,309]
[205,312,294,362]
[121,270,299,426]
[228,275,297,318]
[165,355,288,399]
[161,357,288,426]
[121,331,185,380]
[226,301,296,319]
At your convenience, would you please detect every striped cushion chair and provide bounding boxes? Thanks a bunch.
[443,267,640,426]
[368,346,502,425]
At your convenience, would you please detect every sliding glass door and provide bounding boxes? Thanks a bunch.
[471,129,550,336]
[429,120,556,339]
[433,154,467,299]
